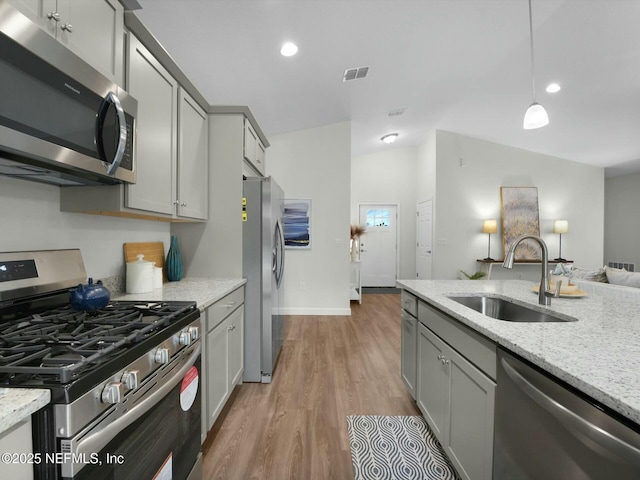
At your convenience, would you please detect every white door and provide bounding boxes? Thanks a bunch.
[416,199,433,279]
[358,205,397,287]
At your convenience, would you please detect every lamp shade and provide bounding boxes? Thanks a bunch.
[523,102,549,129]
[482,219,498,234]
[553,220,569,234]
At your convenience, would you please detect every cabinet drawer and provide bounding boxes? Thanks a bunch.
[207,287,244,332]
[418,300,496,379]
[401,290,418,317]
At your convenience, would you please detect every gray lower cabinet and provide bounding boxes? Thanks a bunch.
[416,301,496,480]
[0,418,33,480]
[401,291,418,399]
[202,287,244,441]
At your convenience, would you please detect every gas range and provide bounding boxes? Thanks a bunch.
[0,249,203,480]
[0,298,199,402]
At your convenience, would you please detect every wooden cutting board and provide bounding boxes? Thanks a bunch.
[123,242,166,280]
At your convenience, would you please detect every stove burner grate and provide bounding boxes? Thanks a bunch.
[0,301,195,383]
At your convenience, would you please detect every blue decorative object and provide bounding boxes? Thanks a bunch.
[166,235,184,281]
[69,278,110,311]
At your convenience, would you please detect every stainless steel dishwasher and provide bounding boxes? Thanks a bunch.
[494,348,640,479]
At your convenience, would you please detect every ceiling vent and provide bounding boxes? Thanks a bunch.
[343,66,369,82]
[388,108,407,117]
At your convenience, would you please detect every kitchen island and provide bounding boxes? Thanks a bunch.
[398,279,640,425]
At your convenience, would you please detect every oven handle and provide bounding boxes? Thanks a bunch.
[70,343,200,464]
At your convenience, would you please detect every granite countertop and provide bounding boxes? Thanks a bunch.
[0,277,245,436]
[397,279,640,425]
[114,277,246,311]
[0,388,50,434]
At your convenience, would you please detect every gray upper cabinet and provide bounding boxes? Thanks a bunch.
[60,33,208,222]
[125,34,208,220]
[243,117,266,176]
[126,33,177,216]
[177,88,208,220]
[8,0,124,85]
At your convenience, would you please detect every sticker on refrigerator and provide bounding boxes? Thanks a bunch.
[180,366,199,411]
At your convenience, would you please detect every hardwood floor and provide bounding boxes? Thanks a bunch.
[202,293,420,480]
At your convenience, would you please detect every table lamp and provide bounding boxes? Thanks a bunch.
[482,219,498,261]
[553,220,568,262]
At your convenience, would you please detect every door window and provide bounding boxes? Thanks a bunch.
[366,209,390,227]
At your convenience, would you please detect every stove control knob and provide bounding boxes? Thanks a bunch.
[179,331,192,346]
[188,326,199,341]
[155,347,170,365]
[101,382,124,404]
[121,370,140,390]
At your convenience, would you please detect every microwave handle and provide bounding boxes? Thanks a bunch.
[100,91,127,176]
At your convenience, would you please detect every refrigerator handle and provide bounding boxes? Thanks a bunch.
[274,218,285,288]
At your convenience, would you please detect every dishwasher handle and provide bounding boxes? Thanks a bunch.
[501,356,640,465]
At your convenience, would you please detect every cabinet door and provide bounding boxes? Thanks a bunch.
[8,0,56,36]
[401,311,417,399]
[416,323,447,439]
[177,88,208,220]
[126,34,177,216]
[0,418,34,480]
[255,140,266,173]
[206,316,229,431]
[243,119,258,165]
[57,0,124,84]
[9,0,47,28]
[227,306,244,388]
[445,345,496,480]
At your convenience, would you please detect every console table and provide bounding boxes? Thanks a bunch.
[350,261,362,303]
[477,259,573,280]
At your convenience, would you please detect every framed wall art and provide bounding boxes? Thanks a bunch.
[283,199,311,249]
[500,187,541,260]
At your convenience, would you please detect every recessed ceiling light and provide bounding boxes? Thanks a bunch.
[546,83,561,93]
[280,42,298,57]
[381,133,399,144]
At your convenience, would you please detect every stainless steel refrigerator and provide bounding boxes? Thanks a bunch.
[242,177,285,383]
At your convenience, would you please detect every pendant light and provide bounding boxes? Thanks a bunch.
[523,0,549,129]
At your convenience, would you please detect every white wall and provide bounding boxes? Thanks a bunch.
[267,122,351,315]
[0,176,169,278]
[351,146,418,280]
[428,130,605,279]
[605,172,640,268]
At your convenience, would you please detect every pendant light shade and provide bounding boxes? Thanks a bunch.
[523,102,549,129]
[523,0,548,129]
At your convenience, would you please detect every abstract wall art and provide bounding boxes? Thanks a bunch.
[283,199,311,249]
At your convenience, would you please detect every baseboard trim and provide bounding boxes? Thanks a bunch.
[280,307,352,316]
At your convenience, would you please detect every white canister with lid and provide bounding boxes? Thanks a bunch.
[126,254,154,294]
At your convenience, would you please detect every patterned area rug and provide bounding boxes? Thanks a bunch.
[346,416,460,480]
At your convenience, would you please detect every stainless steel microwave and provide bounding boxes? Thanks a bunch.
[0,1,136,186]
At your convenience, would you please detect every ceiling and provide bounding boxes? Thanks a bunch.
[135,0,640,177]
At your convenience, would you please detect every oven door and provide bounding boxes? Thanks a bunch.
[56,345,202,480]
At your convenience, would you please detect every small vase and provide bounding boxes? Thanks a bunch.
[166,235,184,282]
[350,237,360,262]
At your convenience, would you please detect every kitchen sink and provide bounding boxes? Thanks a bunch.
[448,295,576,323]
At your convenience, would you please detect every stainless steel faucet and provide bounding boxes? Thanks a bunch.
[502,234,561,305]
